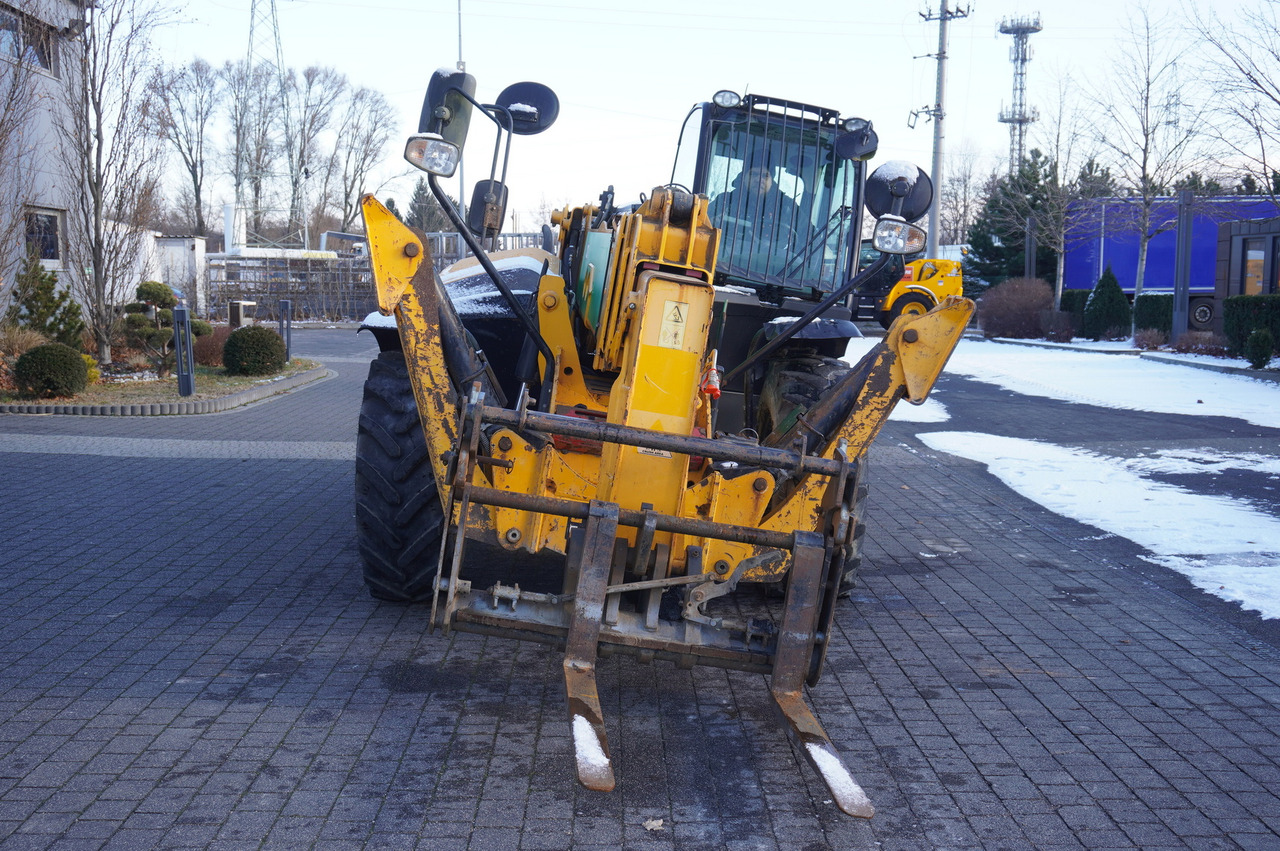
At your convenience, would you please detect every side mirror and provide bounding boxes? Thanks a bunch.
[468,179,509,236]
[864,161,933,222]
[495,81,560,135]
[834,119,878,161]
[420,69,477,152]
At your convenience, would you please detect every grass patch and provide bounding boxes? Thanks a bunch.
[0,359,321,405]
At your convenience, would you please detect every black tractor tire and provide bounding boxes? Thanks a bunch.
[878,293,934,330]
[755,353,852,440]
[354,352,444,602]
[754,351,867,596]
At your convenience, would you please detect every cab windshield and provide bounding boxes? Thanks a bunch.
[702,110,861,294]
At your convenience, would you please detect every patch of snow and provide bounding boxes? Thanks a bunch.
[1124,448,1280,478]
[873,160,920,182]
[805,742,872,813]
[360,310,396,328]
[440,253,547,284]
[891,396,949,423]
[572,715,610,771]
[917,431,1280,619]
[932,339,1280,430]
[714,284,757,296]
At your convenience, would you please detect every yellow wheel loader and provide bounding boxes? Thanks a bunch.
[355,71,973,817]
[853,241,965,329]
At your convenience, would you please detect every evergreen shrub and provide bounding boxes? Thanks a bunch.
[4,253,84,347]
[15,342,89,398]
[190,319,213,337]
[136,281,177,309]
[223,326,286,375]
[82,354,100,385]
[977,278,1053,338]
[1080,268,1132,340]
[1244,328,1276,369]
[123,302,149,315]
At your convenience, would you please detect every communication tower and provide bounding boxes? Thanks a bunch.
[233,0,300,249]
[998,15,1042,172]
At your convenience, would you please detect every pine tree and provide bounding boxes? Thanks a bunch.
[1080,267,1132,341]
[4,253,85,348]
[963,153,1058,287]
[405,178,456,232]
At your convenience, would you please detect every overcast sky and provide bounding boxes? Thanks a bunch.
[160,0,1201,228]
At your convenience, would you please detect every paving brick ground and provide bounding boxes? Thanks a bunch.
[0,327,1278,849]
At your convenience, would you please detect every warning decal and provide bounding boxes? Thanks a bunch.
[658,300,689,349]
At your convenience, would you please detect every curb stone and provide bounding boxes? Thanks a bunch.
[985,336,1280,383]
[0,366,330,416]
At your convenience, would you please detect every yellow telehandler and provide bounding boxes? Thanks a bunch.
[355,71,973,817]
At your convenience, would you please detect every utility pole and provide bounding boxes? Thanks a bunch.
[913,2,970,258]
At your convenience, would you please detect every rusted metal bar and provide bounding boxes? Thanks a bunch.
[480,405,845,477]
[562,501,620,792]
[466,484,796,550]
[770,530,874,818]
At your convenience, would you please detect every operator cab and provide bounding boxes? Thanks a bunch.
[672,91,877,300]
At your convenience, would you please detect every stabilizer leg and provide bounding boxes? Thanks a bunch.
[562,501,619,792]
[771,530,874,818]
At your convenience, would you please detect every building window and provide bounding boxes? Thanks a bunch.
[1242,237,1265,296]
[0,5,56,75]
[25,209,61,265]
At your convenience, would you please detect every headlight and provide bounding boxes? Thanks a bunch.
[712,90,741,108]
[404,133,460,177]
[841,117,870,133]
[872,217,927,255]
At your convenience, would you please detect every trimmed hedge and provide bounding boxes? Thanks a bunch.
[1223,294,1280,356]
[1133,293,1173,333]
[1059,288,1089,320]
[223,325,287,375]
[15,342,89,398]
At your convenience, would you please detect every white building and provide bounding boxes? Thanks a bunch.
[0,0,83,292]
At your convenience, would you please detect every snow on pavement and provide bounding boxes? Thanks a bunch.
[846,337,1280,429]
[841,338,1280,619]
[917,432,1280,620]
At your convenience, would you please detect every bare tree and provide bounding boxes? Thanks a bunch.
[150,58,221,235]
[938,144,983,246]
[1091,9,1207,297]
[1029,72,1107,300]
[222,59,281,238]
[334,86,396,232]
[56,0,169,363]
[1192,1,1280,202]
[282,66,346,241]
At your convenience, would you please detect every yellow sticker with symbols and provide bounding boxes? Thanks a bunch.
[657,300,689,349]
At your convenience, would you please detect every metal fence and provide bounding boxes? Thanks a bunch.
[207,233,545,321]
